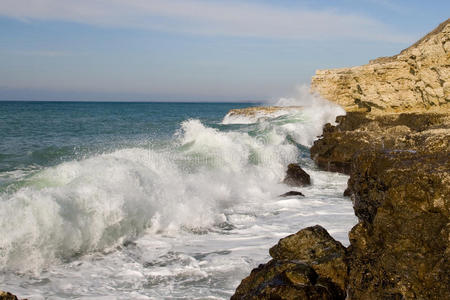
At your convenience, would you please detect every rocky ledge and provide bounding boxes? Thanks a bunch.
[233,19,449,299]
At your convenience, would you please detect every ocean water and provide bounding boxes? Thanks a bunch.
[0,94,357,299]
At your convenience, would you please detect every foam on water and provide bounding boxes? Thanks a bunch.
[0,91,356,299]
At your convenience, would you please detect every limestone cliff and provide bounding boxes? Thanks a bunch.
[309,19,450,300]
[311,19,450,114]
[232,19,450,300]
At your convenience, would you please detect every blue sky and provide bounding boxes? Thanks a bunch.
[0,0,448,102]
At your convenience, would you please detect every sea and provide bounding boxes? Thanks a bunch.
[0,92,357,299]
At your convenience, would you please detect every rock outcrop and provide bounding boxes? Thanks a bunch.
[233,19,450,300]
[283,163,311,187]
[309,19,450,300]
[346,149,450,299]
[232,226,347,300]
[269,225,348,292]
[311,19,450,114]
[310,112,450,174]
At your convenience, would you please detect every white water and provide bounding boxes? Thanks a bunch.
[0,90,355,299]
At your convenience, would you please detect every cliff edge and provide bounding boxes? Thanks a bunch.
[232,19,450,300]
[311,19,450,114]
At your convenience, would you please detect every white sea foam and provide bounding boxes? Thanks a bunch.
[0,117,300,273]
[0,89,355,299]
[222,107,303,125]
[222,85,345,147]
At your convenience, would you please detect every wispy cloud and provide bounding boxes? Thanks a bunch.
[0,0,411,42]
[7,50,73,57]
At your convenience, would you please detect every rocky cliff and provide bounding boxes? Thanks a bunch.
[232,19,450,300]
[311,19,450,114]
[310,19,450,299]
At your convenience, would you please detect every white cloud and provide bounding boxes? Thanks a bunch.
[0,0,411,42]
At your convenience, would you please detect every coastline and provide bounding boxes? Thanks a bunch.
[1,18,448,300]
[231,19,449,299]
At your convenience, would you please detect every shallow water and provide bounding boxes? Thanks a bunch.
[0,99,357,299]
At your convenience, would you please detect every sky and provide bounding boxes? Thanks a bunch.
[0,0,448,102]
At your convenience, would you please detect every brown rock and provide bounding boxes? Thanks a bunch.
[310,112,450,174]
[346,149,450,299]
[231,259,345,300]
[308,20,450,298]
[283,163,311,186]
[269,225,348,291]
[232,226,348,300]
[0,291,19,300]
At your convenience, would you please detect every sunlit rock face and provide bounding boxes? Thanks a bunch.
[310,19,450,300]
[311,19,450,115]
[233,19,450,300]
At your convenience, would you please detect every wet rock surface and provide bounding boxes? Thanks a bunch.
[283,163,311,187]
[232,226,347,300]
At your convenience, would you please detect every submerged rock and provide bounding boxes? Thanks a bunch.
[283,163,311,187]
[232,226,347,300]
[279,191,305,197]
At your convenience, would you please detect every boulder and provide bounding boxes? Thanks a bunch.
[283,163,311,187]
[269,225,348,291]
[231,260,344,300]
[232,226,347,300]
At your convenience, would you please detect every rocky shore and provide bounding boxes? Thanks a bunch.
[232,19,449,299]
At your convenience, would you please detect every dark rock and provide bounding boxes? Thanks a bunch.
[279,191,305,197]
[232,226,347,300]
[343,187,351,197]
[309,112,450,174]
[283,163,311,187]
[346,149,450,299]
[269,225,348,292]
[310,108,450,299]
[231,259,345,300]
[0,291,19,300]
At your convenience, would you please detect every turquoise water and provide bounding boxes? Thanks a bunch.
[0,100,356,299]
[0,101,253,173]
